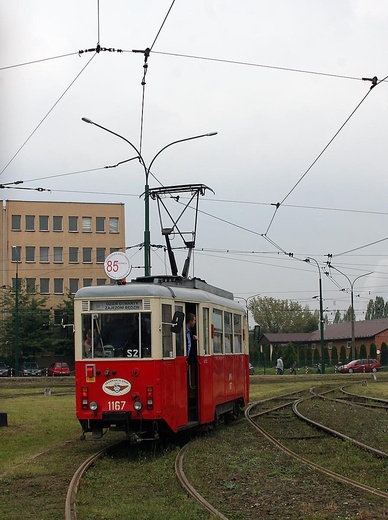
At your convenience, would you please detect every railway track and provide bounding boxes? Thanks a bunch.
[246,386,388,501]
[64,384,388,519]
[175,442,230,520]
[65,440,125,520]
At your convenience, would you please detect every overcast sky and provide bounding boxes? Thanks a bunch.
[1,0,388,322]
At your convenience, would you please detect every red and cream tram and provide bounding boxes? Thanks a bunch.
[74,275,249,441]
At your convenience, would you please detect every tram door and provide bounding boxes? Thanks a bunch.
[186,304,199,421]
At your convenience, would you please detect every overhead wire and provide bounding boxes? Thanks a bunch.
[0,52,81,71]
[2,5,388,287]
[0,52,97,177]
[135,0,177,155]
[151,51,370,83]
[263,75,388,236]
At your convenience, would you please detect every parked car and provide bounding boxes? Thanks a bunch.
[48,362,70,376]
[0,362,10,377]
[338,359,380,374]
[249,363,255,375]
[19,362,43,377]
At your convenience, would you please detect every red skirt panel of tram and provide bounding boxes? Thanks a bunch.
[75,353,249,438]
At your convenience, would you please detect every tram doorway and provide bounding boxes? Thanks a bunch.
[186,303,199,421]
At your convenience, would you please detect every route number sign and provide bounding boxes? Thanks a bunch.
[104,252,132,280]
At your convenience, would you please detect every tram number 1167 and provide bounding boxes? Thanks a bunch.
[108,401,126,411]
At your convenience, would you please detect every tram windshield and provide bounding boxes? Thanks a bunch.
[82,312,151,359]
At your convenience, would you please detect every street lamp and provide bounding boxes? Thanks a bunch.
[82,117,217,277]
[305,257,325,374]
[326,263,372,361]
[11,246,20,376]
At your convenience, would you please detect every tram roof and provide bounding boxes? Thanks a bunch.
[75,276,244,311]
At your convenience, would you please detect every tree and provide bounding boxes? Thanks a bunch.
[381,343,388,366]
[248,296,318,333]
[343,305,353,322]
[333,310,342,323]
[306,347,312,366]
[365,296,386,320]
[339,345,347,364]
[359,344,367,359]
[0,283,52,362]
[283,342,298,369]
[331,346,339,366]
[53,291,75,358]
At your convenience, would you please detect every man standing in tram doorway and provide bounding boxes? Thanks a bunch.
[186,313,197,361]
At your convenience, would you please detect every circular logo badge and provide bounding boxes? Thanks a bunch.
[104,251,132,280]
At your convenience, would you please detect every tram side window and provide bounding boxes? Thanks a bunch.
[213,309,223,354]
[162,304,173,358]
[141,313,151,357]
[202,307,209,355]
[175,304,185,356]
[234,314,242,353]
[224,311,233,353]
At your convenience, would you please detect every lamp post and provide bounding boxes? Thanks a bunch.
[326,264,372,361]
[11,246,20,376]
[305,257,325,374]
[82,117,217,277]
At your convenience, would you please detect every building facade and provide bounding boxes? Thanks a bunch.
[259,319,388,363]
[1,200,126,308]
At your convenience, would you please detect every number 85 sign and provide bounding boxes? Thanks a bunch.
[104,251,132,280]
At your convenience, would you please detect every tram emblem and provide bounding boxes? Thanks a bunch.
[103,378,131,396]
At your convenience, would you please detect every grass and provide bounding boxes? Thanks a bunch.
[0,374,387,519]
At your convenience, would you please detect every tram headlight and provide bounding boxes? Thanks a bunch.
[89,401,98,412]
[133,400,142,411]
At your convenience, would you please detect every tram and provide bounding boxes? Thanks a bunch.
[74,275,249,441]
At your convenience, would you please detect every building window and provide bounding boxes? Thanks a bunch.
[26,278,36,294]
[109,217,119,233]
[69,247,79,263]
[11,246,21,262]
[53,216,63,232]
[96,248,106,263]
[96,217,105,232]
[83,278,93,287]
[39,215,49,231]
[11,215,21,231]
[39,247,49,263]
[69,279,79,294]
[83,248,92,263]
[110,247,119,254]
[53,247,63,263]
[40,278,50,294]
[69,216,78,232]
[25,215,35,231]
[311,343,316,350]
[12,278,22,291]
[347,341,352,349]
[328,342,333,350]
[54,278,64,294]
[82,217,92,233]
[25,246,35,263]
[97,279,106,286]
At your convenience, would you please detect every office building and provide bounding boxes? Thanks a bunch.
[1,200,126,308]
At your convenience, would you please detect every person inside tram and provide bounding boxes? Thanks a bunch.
[101,315,133,357]
[186,313,198,362]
